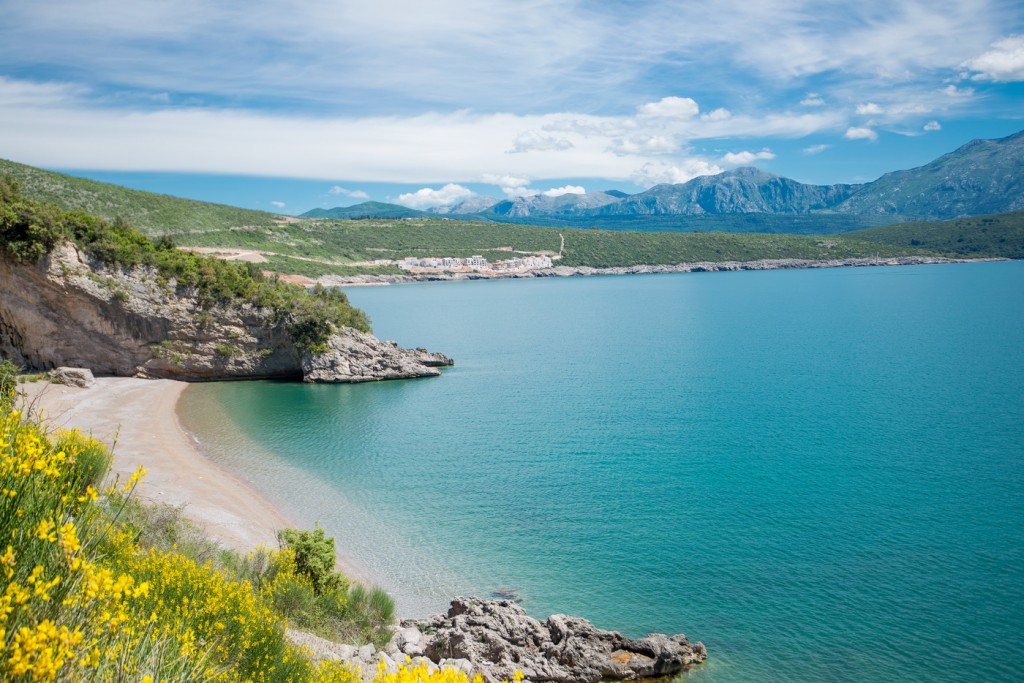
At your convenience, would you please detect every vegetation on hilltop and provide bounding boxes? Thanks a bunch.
[843,211,1024,259]
[555,228,930,267]
[469,211,903,234]
[0,159,278,235]
[0,177,369,350]
[170,216,938,273]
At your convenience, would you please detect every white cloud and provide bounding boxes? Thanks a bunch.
[328,185,369,199]
[962,35,1024,82]
[396,183,475,209]
[631,159,722,188]
[844,126,878,141]
[636,96,700,119]
[481,173,538,198]
[941,84,974,97]
[856,102,883,115]
[923,120,942,131]
[271,200,285,208]
[542,185,586,197]
[700,108,732,121]
[609,135,678,155]
[802,144,829,155]
[720,149,775,165]
[509,130,573,153]
[800,95,825,106]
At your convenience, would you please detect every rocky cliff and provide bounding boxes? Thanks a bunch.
[0,242,452,382]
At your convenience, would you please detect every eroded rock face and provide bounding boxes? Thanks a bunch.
[0,243,452,383]
[398,598,706,683]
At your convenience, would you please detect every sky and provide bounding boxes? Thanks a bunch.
[1,0,1023,214]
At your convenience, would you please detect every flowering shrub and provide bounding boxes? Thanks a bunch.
[0,406,361,682]
[371,659,525,683]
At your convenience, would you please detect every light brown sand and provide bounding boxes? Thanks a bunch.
[21,377,290,551]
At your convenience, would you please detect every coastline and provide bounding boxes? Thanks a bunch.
[21,377,292,552]
[296,255,1007,287]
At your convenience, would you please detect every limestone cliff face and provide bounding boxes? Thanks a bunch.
[0,243,452,382]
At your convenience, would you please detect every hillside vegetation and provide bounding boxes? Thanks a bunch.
[171,216,937,271]
[0,391,486,682]
[843,211,1024,259]
[0,177,369,350]
[0,159,278,235]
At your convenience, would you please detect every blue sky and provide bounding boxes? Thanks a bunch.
[1,0,1022,214]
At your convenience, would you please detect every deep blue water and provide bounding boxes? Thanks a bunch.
[180,262,1024,682]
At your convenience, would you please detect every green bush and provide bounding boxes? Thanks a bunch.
[0,358,18,407]
[278,525,346,595]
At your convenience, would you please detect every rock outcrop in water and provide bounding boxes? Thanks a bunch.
[0,242,452,382]
[396,598,704,682]
[293,598,706,683]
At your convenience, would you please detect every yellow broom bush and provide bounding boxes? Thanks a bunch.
[0,406,360,682]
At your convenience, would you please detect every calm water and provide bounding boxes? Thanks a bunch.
[180,262,1024,682]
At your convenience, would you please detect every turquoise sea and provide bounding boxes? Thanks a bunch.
[180,262,1024,682]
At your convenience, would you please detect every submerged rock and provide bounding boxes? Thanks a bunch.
[396,597,706,683]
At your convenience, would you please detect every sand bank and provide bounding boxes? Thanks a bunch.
[21,377,290,552]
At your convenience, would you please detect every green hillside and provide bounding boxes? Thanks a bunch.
[0,159,279,234]
[844,211,1024,259]
[465,211,901,234]
[172,217,938,270]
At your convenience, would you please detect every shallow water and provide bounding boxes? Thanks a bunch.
[180,261,1024,682]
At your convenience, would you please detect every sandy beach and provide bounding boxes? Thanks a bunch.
[20,377,291,552]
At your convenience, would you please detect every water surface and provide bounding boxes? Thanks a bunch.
[181,262,1024,682]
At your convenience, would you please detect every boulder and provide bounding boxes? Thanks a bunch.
[48,366,95,388]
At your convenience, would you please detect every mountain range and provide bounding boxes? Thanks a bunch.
[304,130,1024,231]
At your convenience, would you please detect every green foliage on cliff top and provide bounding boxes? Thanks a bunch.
[843,211,1024,259]
[0,158,278,234]
[0,176,370,345]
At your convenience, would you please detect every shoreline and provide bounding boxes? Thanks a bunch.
[21,378,294,553]
[294,255,1007,287]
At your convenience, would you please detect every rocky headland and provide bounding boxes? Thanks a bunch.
[0,241,452,382]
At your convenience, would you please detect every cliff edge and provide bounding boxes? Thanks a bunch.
[0,241,452,382]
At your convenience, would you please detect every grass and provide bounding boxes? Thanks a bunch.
[0,159,278,236]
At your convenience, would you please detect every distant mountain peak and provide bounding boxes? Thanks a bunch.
[291,128,1023,224]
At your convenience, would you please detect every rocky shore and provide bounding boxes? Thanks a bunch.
[0,242,452,382]
[295,597,707,683]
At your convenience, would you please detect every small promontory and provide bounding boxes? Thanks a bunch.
[0,179,451,382]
